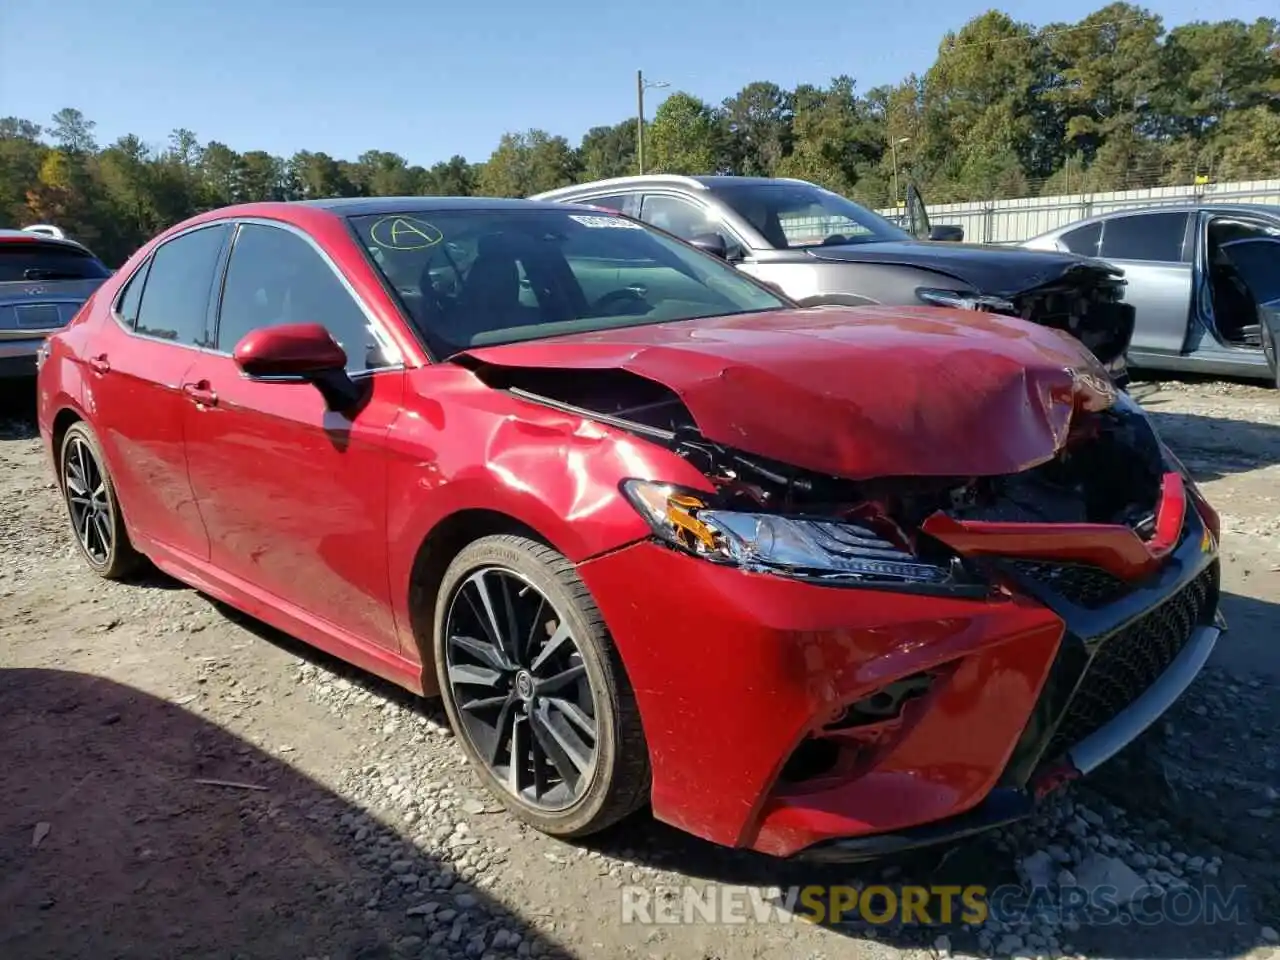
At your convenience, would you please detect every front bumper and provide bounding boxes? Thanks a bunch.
[577,495,1220,859]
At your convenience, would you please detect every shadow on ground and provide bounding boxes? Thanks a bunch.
[203,586,1279,960]
[1128,377,1280,482]
[0,668,574,960]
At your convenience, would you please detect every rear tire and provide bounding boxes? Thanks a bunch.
[433,534,650,838]
[59,421,141,580]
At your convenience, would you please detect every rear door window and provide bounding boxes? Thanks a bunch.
[115,258,152,328]
[1098,213,1189,262]
[134,224,231,347]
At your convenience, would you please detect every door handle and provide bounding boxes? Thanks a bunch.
[87,354,110,374]
[182,381,218,408]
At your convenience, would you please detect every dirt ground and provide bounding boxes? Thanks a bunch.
[1,375,1278,960]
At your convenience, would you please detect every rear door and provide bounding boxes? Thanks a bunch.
[1095,211,1194,355]
[83,223,232,560]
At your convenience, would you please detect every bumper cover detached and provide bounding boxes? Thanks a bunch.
[578,485,1221,862]
[796,501,1222,863]
[795,620,1221,863]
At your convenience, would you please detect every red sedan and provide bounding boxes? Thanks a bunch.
[36,198,1224,860]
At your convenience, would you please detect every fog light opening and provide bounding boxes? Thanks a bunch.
[779,737,840,783]
[824,672,934,731]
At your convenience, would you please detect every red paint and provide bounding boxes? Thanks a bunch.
[232,322,348,376]
[921,471,1187,581]
[34,200,1219,859]
[460,305,1118,479]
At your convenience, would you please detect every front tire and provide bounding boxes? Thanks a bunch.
[433,534,650,838]
[59,421,141,580]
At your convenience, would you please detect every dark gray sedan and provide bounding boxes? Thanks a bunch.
[1023,204,1280,386]
[0,228,112,381]
[532,175,1137,380]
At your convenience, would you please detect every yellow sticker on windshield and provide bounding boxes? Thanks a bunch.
[369,216,444,250]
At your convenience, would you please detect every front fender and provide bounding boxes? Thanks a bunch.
[383,367,713,663]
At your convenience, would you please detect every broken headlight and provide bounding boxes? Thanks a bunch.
[915,287,1015,313]
[621,480,951,586]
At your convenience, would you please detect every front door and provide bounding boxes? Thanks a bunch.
[82,223,232,560]
[181,221,405,650]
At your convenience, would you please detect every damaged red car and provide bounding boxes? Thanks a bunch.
[37,198,1224,860]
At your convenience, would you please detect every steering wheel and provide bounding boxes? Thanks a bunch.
[591,287,649,316]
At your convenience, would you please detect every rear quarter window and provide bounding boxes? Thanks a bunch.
[0,242,111,282]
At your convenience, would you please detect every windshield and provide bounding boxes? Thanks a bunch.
[709,182,912,249]
[0,242,111,282]
[348,209,788,353]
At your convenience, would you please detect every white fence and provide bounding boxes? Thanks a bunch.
[874,179,1280,244]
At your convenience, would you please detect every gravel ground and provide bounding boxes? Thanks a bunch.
[1,376,1278,960]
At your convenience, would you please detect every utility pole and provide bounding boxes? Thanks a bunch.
[637,70,645,176]
[635,71,669,175]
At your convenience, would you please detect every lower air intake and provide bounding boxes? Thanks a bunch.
[1045,561,1218,761]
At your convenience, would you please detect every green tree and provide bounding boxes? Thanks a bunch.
[476,130,579,197]
[201,141,245,205]
[419,155,475,196]
[50,108,97,154]
[578,123,637,181]
[240,151,285,201]
[647,92,722,175]
[721,82,793,176]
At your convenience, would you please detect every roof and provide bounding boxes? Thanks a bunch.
[1050,201,1280,228]
[530,174,813,201]
[294,196,592,216]
[0,228,92,252]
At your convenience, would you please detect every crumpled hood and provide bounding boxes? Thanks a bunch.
[806,240,1123,297]
[457,305,1117,481]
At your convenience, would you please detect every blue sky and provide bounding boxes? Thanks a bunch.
[2,0,1273,167]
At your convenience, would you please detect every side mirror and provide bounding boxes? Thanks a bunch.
[232,322,361,411]
[930,225,965,242]
[689,232,729,259]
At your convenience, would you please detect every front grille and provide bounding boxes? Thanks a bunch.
[1009,560,1131,608]
[1044,561,1217,761]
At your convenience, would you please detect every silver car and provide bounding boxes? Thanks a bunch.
[532,175,1137,379]
[1023,204,1280,386]
[1,228,112,381]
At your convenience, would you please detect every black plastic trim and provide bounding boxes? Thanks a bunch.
[790,788,1033,863]
[997,504,1217,788]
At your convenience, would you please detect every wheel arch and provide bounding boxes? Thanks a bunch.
[406,507,549,693]
[50,407,84,484]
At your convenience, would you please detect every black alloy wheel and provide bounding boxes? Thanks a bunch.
[59,421,141,579]
[434,535,650,837]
